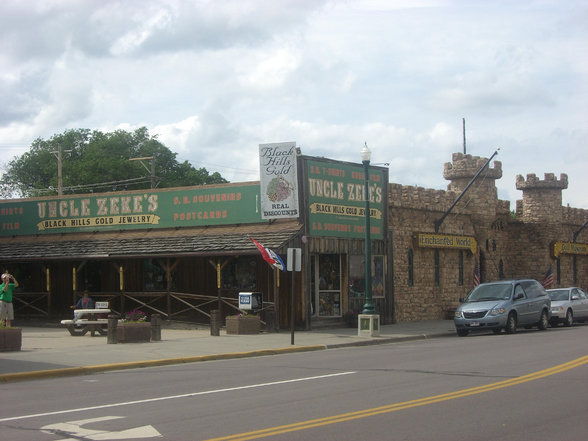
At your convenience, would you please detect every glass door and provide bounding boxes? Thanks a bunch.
[314,254,341,317]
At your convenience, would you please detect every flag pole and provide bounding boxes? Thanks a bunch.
[274,268,280,332]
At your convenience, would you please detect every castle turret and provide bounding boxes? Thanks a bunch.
[515,173,568,223]
[443,153,502,218]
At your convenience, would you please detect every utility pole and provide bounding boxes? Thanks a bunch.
[52,144,72,195]
[129,156,156,188]
[57,144,63,196]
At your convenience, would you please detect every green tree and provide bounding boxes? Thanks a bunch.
[1,128,227,197]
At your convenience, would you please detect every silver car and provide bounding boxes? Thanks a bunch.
[547,287,588,327]
[454,279,551,337]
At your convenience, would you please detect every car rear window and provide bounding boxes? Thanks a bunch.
[521,280,545,299]
[548,290,569,301]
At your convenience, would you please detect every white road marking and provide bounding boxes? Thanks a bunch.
[0,372,356,423]
[40,416,161,440]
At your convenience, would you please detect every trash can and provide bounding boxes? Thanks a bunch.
[151,314,162,341]
[210,309,221,336]
[107,314,118,344]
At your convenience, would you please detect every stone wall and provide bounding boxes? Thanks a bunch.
[389,153,587,323]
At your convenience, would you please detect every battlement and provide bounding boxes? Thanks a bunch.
[388,181,511,218]
[516,173,568,223]
[443,152,502,181]
[515,173,568,190]
[389,183,455,212]
[562,206,588,225]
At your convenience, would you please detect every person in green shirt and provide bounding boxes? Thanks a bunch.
[0,271,19,327]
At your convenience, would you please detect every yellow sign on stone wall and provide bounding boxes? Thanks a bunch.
[415,233,477,254]
[552,241,588,258]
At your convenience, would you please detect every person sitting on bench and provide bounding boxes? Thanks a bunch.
[71,291,94,321]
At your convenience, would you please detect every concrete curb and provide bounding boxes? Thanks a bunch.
[0,331,453,383]
[324,332,451,349]
[0,345,326,384]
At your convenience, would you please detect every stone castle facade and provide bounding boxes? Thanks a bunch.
[389,152,587,322]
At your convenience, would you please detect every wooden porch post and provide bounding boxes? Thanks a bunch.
[166,258,171,317]
[45,266,52,317]
[208,257,232,315]
[216,260,221,311]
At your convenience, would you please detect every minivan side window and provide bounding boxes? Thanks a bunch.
[514,285,526,300]
[520,280,540,299]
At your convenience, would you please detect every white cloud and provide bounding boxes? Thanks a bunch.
[237,48,301,89]
[0,0,586,211]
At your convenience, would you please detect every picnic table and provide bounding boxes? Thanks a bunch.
[60,308,111,336]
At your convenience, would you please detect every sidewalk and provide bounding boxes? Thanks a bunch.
[0,319,456,383]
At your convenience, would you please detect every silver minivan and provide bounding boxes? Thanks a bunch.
[454,279,551,336]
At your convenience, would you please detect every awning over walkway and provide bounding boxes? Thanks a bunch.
[0,221,302,261]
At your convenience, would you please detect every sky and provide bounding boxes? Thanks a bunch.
[1,0,586,209]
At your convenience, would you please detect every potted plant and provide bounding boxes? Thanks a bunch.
[0,322,22,352]
[225,313,260,335]
[116,309,151,343]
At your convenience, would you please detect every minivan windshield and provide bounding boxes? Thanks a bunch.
[466,284,511,302]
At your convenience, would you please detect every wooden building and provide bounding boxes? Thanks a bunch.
[0,155,391,329]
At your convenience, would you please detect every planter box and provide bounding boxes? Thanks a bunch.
[116,322,151,343]
[0,327,22,352]
[225,315,260,335]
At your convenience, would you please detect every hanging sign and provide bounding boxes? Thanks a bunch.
[552,241,588,258]
[259,142,299,219]
[415,233,477,253]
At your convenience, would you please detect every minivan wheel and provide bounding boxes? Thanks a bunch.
[505,313,517,334]
[538,310,549,330]
[564,309,573,327]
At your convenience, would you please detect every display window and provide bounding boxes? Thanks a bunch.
[348,255,385,298]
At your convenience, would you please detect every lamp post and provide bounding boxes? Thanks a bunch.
[360,143,375,315]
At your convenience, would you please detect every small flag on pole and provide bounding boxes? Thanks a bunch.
[250,237,285,271]
[473,259,480,287]
[542,266,554,289]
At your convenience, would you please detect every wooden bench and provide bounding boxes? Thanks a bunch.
[60,305,111,336]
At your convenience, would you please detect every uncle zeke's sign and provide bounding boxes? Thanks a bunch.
[304,157,387,240]
[35,194,160,231]
[0,183,263,236]
[259,142,299,219]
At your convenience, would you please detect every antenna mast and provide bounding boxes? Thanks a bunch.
[463,118,466,154]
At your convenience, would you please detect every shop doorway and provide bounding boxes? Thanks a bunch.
[311,254,341,317]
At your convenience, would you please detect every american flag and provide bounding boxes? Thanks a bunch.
[473,259,480,287]
[542,266,554,289]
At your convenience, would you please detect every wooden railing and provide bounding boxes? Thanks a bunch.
[13,290,274,326]
[13,292,50,318]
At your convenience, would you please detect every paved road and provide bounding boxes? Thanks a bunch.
[1,324,587,440]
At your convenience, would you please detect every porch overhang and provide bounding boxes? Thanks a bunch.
[0,221,302,262]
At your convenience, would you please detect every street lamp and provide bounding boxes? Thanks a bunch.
[361,143,375,314]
